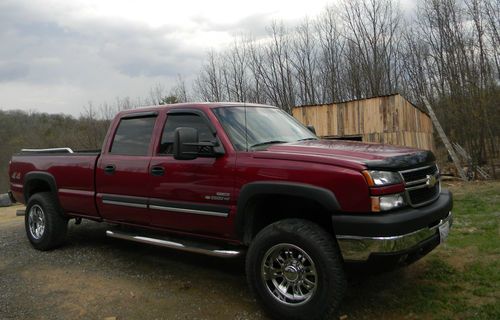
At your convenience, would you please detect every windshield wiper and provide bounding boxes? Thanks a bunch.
[297,138,318,141]
[250,140,288,148]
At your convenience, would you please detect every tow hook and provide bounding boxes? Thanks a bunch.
[75,217,82,225]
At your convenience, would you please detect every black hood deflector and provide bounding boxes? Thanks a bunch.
[365,150,435,171]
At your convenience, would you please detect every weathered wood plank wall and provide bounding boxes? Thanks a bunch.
[292,94,434,150]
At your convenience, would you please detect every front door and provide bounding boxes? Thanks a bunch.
[148,111,235,238]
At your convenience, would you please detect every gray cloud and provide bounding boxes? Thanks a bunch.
[0,1,210,114]
[0,2,203,83]
[0,62,29,82]
[93,24,203,78]
[190,12,275,39]
[1,0,418,115]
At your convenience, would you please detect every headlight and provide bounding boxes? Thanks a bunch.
[363,170,402,186]
[371,193,406,212]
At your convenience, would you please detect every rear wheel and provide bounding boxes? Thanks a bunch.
[25,192,68,251]
[246,219,346,320]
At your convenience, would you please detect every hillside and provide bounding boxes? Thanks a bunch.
[0,110,109,193]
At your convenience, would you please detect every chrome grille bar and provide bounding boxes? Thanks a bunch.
[399,164,440,207]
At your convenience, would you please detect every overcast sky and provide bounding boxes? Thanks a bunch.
[0,0,415,116]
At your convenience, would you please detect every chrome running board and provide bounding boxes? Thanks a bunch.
[106,230,243,258]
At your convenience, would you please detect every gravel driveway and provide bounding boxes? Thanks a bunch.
[1,205,436,320]
[0,206,265,320]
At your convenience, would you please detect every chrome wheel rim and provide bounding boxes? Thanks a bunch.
[261,243,317,305]
[28,204,46,240]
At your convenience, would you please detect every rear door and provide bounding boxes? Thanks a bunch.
[148,110,236,238]
[96,112,158,225]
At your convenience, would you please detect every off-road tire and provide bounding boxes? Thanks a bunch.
[25,192,68,250]
[246,219,346,320]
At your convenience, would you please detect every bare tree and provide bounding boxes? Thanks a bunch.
[225,39,250,102]
[291,18,319,105]
[170,74,189,103]
[316,6,345,103]
[149,83,168,105]
[247,37,268,104]
[341,0,402,97]
[263,21,296,112]
[194,50,226,101]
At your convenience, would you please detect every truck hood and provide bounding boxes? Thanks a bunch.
[254,140,435,171]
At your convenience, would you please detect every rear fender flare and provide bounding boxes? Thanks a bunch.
[23,172,58,203]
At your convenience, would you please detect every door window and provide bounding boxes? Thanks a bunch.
[159,114,214,154]
[110,116,156,156]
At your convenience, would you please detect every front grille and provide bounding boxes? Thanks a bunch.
[401,165,438,182]
[400,164,440,207]
[408,183,440,204]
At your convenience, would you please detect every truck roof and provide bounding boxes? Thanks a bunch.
[117,102,275,117]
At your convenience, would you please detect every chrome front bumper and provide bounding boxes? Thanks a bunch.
[336,211,453,261]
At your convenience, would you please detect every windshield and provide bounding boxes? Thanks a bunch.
[212,106,317,151]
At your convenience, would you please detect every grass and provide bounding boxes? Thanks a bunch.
[436,181,500,320]
[409,181,500,320]
[341,180,500,320]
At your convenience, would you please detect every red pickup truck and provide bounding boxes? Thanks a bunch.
[9,103,452,320]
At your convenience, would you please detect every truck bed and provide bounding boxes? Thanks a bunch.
[9,150,100,217]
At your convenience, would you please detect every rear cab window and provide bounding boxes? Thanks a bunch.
[110,116,157,156]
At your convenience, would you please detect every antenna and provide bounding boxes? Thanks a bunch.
[244,102,248,151]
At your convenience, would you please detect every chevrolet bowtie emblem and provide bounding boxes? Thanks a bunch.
[426,174,437,188]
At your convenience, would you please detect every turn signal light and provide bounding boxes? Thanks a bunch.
[371,197,381,212]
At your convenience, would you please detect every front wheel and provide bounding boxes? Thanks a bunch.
[25,192,68,251]
[246,219,346,320]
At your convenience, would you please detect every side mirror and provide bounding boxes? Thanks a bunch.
[173,127,225,160]
[307,125,316,135]
[173,127,199,160]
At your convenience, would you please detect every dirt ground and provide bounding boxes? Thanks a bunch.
[0,205,267,320]
[0,202,483,320]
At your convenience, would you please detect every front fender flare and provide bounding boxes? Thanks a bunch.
[235,181,341,243]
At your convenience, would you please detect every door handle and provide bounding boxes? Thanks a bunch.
[104,164,116,175]
[151,166,165,176]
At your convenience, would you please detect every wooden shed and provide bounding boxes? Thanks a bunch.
[292,94,434,151]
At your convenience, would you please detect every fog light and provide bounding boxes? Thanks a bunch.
[379,193,405,211]
[371,193,406,212]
